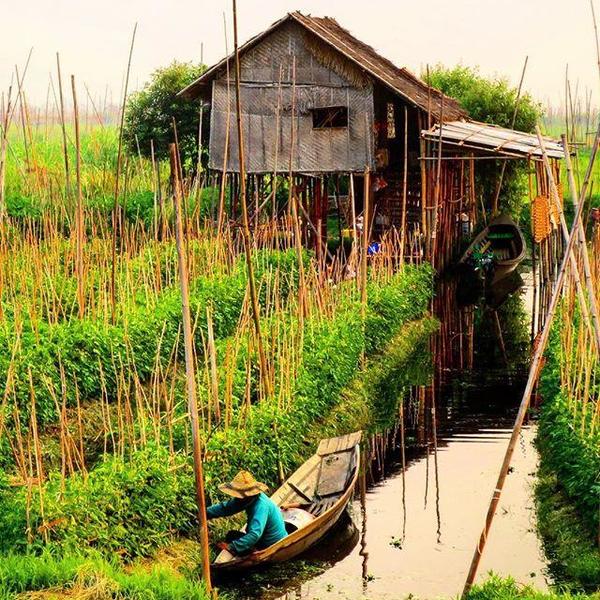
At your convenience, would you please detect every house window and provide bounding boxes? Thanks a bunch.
[311,106,348,129]
[387,103,396,139]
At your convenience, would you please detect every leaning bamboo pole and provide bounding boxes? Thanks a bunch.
[462,120,600,597]
[232,0,272,397]
[491,56,528,216]
[169,143,212,592]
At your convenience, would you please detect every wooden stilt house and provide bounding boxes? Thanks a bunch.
[180,11,564,268]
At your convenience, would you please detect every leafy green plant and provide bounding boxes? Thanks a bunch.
[123,61,206,171]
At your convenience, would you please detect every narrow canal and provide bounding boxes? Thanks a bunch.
[221,273,551,599]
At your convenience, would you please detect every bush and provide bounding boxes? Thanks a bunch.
[123,61,206,171]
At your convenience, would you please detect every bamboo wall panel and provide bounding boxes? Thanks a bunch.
[210,82,374,173]
[209,20,375,174]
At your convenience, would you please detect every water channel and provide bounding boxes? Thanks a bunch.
[220,272,551,599]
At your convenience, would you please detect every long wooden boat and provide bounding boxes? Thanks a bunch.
[212,431,362,571]
[459,214,526,285]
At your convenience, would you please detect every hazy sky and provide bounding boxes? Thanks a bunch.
[3,0,600,111]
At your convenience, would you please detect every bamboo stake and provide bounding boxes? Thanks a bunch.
[232,0,272,397]
[491,56,528,215]
[169,143,212,592]
[71,75,85,319]
[361,168,370,318]
[56,53,71,199]
[536,126,596,344]
[462,121,600,597]
[216,13,231,237]
[400,106,408,264]
[562,133,600,353]
[110,23,137,325]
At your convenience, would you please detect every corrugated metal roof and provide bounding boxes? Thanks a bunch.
[179,12,466,122]
[421,120,565,159]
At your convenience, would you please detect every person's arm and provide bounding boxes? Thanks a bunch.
[206,498,244,520]
[229,505,267,555]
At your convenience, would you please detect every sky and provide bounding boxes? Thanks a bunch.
[2,0,600,112]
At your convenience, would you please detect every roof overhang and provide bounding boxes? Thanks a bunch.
[421,120,564,159]
[178,11,466,121]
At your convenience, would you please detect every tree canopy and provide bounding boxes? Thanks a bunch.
[424,65,544,218]
[424,64,542,133]
[123,61,205,170]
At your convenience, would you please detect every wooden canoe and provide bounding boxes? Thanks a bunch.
[459,214,526,285]
[212,431,362,571]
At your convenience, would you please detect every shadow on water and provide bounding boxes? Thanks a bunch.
[217,272,550,599]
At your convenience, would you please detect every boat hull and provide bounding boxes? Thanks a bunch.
[212,432,361,572]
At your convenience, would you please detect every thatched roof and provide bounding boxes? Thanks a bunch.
[179,11,467,122]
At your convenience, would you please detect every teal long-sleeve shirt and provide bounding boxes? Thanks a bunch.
[206,493,287,555]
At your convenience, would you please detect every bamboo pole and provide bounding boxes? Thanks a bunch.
[56,53,71,199]
[169,143,212,592]
[110,23,137,325]
[216,13,232,236]
[462,121,600,597]
[562,133,600,353]
[232,0,272,397]
[287,57,307,321]
[70,76,86,320]
[536,126,596,344]
[491,56,528,216]
[361,168,370,317]
[400,106,408,264]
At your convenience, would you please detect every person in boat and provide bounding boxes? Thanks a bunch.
[207,470,288,556]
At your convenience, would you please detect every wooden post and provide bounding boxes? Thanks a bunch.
[462,121,600,597]
[232,0,272,397]
[170,144,212,592]
[361,168,370,317]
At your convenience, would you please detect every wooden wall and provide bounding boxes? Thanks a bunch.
[208,21,375,173]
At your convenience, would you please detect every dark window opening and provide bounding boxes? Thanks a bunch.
[311,106,348,129]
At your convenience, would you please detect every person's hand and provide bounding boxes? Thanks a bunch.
[216,541,230,551]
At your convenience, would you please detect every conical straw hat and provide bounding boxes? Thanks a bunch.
[218,470,268,498]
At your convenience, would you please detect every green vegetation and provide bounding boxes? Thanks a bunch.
[536,287,600,592]
[466,575,600,600]
[123,61,206,170]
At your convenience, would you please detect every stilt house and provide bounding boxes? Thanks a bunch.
[180,11,564,268]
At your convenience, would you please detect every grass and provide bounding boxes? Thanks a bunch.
[465,575,600,600]
[535,466,600,592]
